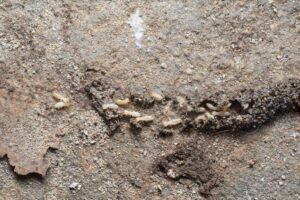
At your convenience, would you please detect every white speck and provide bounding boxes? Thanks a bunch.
[186,68,193,75]
[128,9,144,48]
[69,182,81,190]
[89,140,96,145]
[289,131,299,139]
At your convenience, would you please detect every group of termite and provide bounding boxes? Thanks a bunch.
[100,91,234,130]
[53,78,300,134]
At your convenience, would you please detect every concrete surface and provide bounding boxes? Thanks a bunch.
[0,0,299,199]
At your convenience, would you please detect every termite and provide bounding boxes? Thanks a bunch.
[206,103,218,111]
[123,110,141,118]
[150,91,163,101]
[162,118,182,128]
[52,92,71,109]
[54,102,67,110]
[102,103,119,110]
[195,115,207,123]
[212,111,231,117]
[52,92,69,103]
[114,98,130,106]
[135,115,154,123]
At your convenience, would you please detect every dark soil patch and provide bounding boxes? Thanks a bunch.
[156,142,220,196]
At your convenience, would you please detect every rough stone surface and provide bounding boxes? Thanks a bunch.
[0,0,299,199]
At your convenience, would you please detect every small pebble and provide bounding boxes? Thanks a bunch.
[185,68,193,75]
[167,169,177,179]
[160,63,167,69]
[248,159,256,168]
[89,140,96,145]
[143,150,147,156]
[69,182,81,190]
[242,103,249,110]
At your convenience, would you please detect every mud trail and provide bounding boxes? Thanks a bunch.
[85,78,300,136]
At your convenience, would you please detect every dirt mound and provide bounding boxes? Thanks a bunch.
[156,142,220,196]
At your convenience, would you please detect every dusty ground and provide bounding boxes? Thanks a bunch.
[0,0,299,199]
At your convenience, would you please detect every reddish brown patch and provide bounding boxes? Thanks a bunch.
[0,88,59,177]
[79,148,97,173]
